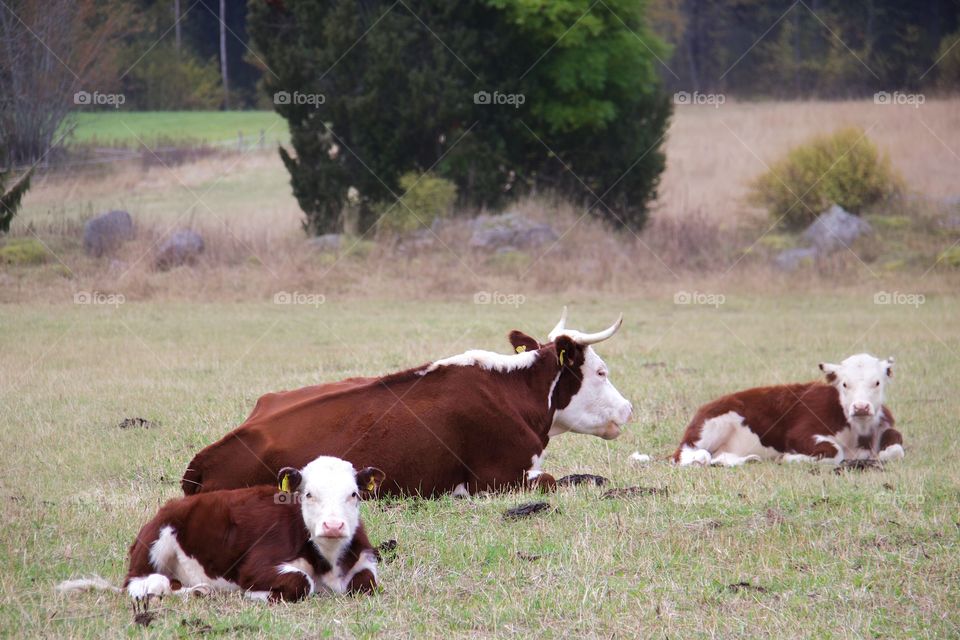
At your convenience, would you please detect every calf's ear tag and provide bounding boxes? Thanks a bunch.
[558,349,566,366]
[365,477,377,492]
[279,474,291,493]
[515,345,526,353]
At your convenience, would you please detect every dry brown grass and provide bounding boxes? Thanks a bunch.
[4,99,959,303]
[657,98,960,223]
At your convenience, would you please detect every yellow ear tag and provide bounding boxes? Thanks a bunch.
[366,478,377,492]
[515,345,526,353]
[558,349,566,366]
[279,474,290,493]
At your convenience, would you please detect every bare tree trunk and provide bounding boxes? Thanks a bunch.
[174,0,181,55]
[219,0,229,109]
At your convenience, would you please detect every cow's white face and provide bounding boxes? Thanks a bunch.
[820,354,893,427]
[552,346,633,439]
[279,457,383,561]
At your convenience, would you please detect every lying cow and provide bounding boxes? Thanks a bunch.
[182,309,633,497]
[58,457,384,604]
[673,353,903,466]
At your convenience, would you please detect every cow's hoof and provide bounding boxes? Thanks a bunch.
[878,444,904,462]
[528,473,556,493]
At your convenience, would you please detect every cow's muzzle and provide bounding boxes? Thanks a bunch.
[851,403,873,417]
[600,421,623,440]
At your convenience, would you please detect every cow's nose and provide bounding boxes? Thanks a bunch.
[321,520,346,537]
[852,403,872,416]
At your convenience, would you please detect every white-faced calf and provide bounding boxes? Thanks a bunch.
[58,457,385,605]
[673,354,903,466]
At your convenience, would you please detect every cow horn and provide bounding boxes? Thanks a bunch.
[547,306,568,341]
[571,314,623,345]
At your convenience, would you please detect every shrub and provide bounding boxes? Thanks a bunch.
[0,238,48,265]
[376,173,457,235]
[750,127,902,230]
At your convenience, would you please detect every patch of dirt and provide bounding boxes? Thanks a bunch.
[601,486,668,500]
[180,618,256,635]
[503,501,554,520]
[118,417,158,429]
[556,473,609,487]
[834,459,883,474]
[133,611,156,627]
[375,539,398,563]
[516,551,542,561]
[726,581,767,594]
[765,508,786,525]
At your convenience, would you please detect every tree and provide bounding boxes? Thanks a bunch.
[0,165,32,234]
[248,0,671,235]
[0,0,131,166]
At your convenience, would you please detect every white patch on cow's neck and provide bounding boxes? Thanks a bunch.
[420,349,539,375]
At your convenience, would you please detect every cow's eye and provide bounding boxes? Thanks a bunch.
[305,492,313,499]
[874,380,880,387]
[351,491,359,499]
[598,369,606,377]
[842,382,848,389]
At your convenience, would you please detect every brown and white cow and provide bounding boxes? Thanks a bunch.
[673,353,903,466]
[58,457,384,604]
[181,309,633,497]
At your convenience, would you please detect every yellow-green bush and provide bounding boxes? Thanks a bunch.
[375,172,457,234]
[0,238,48,265]
[750,127,902,230]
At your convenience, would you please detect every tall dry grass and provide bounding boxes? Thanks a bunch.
[4,99,959,303]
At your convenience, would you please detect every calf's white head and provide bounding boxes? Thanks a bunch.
[545,308,633,440]
[278,457,384,557]
[819,353,894,425]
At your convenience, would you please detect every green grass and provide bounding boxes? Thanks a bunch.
[1,296,958,637]
[64,111,289,148]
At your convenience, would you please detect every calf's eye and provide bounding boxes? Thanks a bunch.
[598,370,606,377]
[351,491,359,499]
[874,381,880,387]
[842,383,848,389]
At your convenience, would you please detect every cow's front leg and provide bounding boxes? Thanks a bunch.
[524,451,557,493]
[878,429,905,462]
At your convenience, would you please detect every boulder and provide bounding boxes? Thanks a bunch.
[306,233,342,252]
[801,204,872,252]
[774,247,819,271]
[155,229,204,271]
[469,213,558,253]
[83,210,134,257]
[774,204,872,271]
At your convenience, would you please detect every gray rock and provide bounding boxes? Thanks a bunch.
[83,210,134,257]
[306,233,342,252]
[469,213,558,252]
[774,247,819,271]
[155,229,204,271]
[801,204,872,252]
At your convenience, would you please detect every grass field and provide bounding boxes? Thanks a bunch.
[63,111,288,148]
[3,296,959,637]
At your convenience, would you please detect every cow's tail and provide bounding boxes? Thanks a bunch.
[56,576,121,594]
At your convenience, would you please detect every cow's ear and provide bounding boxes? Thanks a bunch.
[509,330,540,353]
[278,467,302,493]
[819,362,839,384]
[553,335,581,369]
[356,467,386,499]
[884,357,894,378]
